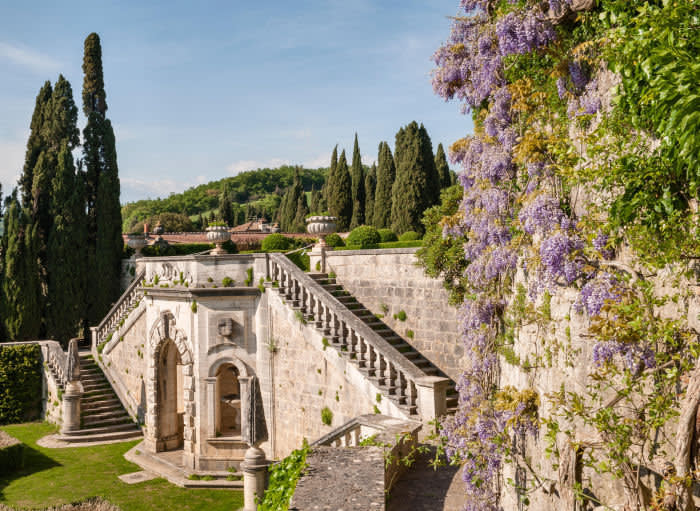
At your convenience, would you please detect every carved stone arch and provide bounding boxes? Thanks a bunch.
[145,311,195,456]
[208,355,250,379]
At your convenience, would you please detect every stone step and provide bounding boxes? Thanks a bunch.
[62,422,139,436]
[55,428,142,444]
[82,397,121,410]
[81,408,130,422]
[82,415,133,428]
[82,382,112,392]
[81,403,124,416]
[83,389,117,400]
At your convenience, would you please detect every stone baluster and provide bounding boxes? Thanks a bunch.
[314,296,324,328]
[367,345,377,377]
[337,320,347,350]
[348,330,358,357]
[377,354,387,386]
[386,362,397,394]
[396,371,407,404]
[357,336,367,368]
[291,279,300,307]
[407,380,417,409]
[321,304,332,335]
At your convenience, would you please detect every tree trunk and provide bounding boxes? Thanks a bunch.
[674,358,700,511]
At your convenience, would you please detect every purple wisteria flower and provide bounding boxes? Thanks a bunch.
[496,10,556,57]
[568,61,588,90]
[574,272,621,317]
[539,232,584,284]
[593,341,656,370]
[592,231,614,259]
[519,194,565,235]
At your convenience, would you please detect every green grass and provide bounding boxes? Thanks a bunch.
[0,422,243,511]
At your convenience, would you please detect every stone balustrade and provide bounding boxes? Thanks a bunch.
[92,269,146,347]
[268,254,445,419]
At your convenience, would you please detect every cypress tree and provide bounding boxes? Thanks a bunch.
[391,122,438,234]
[323,145,338,206]
[219,192,234,227]
[46,143,87,346]
[2,196,41,340]
[374,142,396,229]
[349,133,365,229]
[435,143,451,189]
[292,193,310,233]
[419,123,440,208]
[82,33,123,327]
[279,168,305,232]
[365,163,376,227]
[19,82,52,208]
[328,150,352,231]
[309,185,322,214]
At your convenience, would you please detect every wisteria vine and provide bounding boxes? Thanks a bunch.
[430,0,671,508]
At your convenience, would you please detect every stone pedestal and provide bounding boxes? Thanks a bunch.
[60,381,83,434]
[241,446,269,511]
[415,376,450,422]
[309,244,326,274]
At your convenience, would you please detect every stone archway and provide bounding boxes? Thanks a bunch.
[206,357,250,440]
[145,311,195,457]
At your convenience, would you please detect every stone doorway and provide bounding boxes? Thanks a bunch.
[157,339,185,451]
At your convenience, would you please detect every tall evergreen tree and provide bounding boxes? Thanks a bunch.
[46,144,87,346]
[364,163,376,227]
[328,150,352,231]
[82,33,122,327]
[349,134,365,229]
[323,145,338,206]
[219,191,234,227]
[292,193,310,233]
[19,82,52,208]
[309,185,322,214]
[390,122,439,234]
[435,143,451,190]
[373,142,396,229]
[2,196,41,341]
[419,123,440,207]
[279,168,305,232]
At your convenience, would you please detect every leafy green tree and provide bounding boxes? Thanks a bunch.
[328,150,352,231]
[373,142,395,229]
[435,143,451,189]
[349,134,365,229]
[46,143,87,346]
[416,185,468,306]
[364,163,376,227]
[390,122,439,234]
[2,197,41,340]
[19,82,52,208]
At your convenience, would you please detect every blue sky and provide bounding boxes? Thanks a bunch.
[0,1,472,203]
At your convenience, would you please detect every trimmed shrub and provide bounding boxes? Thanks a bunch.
[0,344,42,425]
[398,231,421,241]
[377,228,398,242]
[261,233,292,252]
[286,251,310,272]
[324,233,344,248]
[346,225,380,248]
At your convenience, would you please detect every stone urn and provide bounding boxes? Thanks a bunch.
[306,216,337,247]
[207,225,231,255]
[127,234,147,258]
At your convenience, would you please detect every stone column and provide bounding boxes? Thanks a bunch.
[309,243,326,274]
[241,446,269,511]
[60,381,83,434]
[415,376,450,422]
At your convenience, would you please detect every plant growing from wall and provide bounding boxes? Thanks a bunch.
[320,407,333,426]
[258,440,310,511]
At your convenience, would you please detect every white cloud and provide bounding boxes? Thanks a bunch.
[226,158,290,175]
[0,138,25,194]
[0,42,61,74]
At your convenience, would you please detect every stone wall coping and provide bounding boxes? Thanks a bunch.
[133,253,265,264]
[142,287,261,299]
[326,247,419,257]
[311,414,422,448]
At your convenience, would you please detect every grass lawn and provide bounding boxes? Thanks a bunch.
[0,423,243,511]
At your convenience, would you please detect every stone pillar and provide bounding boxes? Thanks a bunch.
[205,377,217,439]
[241,446,269,511]
[415,376,450,422]
[309,243,326,274]
[60,381,83,434]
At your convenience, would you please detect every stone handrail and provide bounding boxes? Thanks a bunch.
[93,269,146,347]
[269,253,432,416]
[312,414,422,448]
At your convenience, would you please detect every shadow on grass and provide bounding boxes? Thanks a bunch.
[0,444,61,501]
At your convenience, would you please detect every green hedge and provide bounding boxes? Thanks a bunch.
[0,438,24,474]
[140,241,237,257]
[332,240,423,251]
[0,344,42,425]
[346,225,381,248]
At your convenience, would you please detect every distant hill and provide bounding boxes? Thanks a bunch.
[121,165,327,232]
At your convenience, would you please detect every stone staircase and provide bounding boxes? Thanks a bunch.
[269,253,457,418]
[92,269,145,349]
[310,273,459,414]
[57,352,142,443]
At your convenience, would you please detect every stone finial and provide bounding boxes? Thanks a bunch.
[66,338,81,383]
